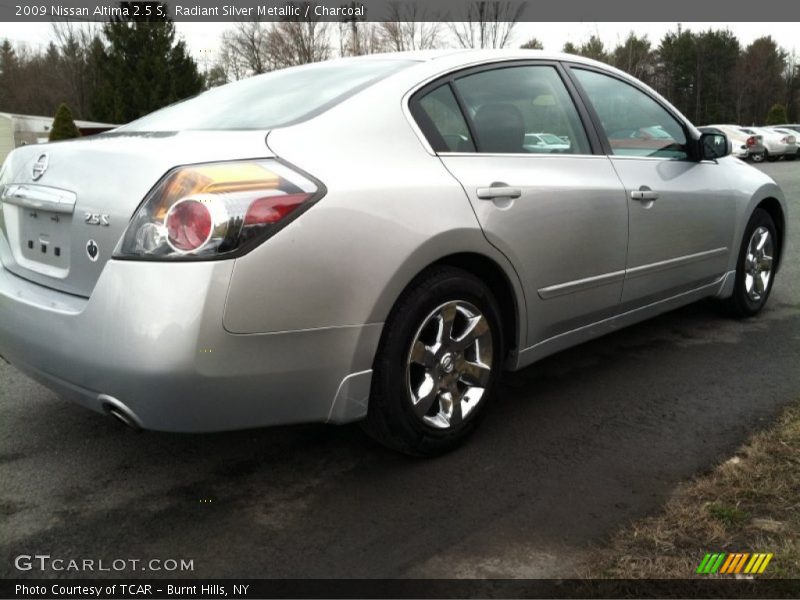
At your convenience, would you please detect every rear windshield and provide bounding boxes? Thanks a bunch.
[120,59,416,132]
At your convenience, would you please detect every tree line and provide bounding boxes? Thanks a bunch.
[557,28,798,126]
[0,4,797,127]
[0,12,203,124]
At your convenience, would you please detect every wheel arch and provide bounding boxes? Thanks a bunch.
[755,197,786,271]
[371,247,526,370]
[430,252,522,367]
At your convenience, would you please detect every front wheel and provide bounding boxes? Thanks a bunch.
[362,266,503,456]
[722,208,778,318]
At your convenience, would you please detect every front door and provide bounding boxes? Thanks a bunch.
[570,67,736,307]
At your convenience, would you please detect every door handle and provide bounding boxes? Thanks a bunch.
[630,189,659,201]
[476,186,522,200]
[631,185,658,202]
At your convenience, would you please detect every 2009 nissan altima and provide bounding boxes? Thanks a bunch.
[0,50,787,455]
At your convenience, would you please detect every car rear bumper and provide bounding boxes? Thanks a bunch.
[0,260,381,431]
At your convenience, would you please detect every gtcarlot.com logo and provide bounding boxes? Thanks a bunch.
[14,554,194,572]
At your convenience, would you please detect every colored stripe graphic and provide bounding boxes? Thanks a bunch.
[734,553,750,573]
[710,553,726,574]
[720,553,738,574]
[696,553,713,574]
[758,553,773,574]
[719,554,736,574]
[699,552,775,575]
[744,554,761,574]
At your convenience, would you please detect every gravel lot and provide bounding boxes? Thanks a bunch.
[1,161,798,579]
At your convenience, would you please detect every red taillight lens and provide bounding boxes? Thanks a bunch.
[244,193,311,226]
[115,160,321,260]
[166,199,213,252]
[746,136,756,146]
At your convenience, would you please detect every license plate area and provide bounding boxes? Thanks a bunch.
[19,208,72,269]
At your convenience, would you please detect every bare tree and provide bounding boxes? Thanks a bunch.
[217,20,272,77]
[338,20,385,56]
[449,1,524,49]
[217,3,331,77]
[380,2,442,51]
[271,17,331,66]
[51,22,101,118]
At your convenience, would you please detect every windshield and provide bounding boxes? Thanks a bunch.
[121,59,416,132]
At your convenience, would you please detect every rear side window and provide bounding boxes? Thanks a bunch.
[121,59,416,131]
[413,84,475,152]
[453,66,591,154]
[572,68,688,159]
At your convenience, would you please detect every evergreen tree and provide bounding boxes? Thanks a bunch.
[766,103,788,125]
[520,37,543,50]
[92,2,204,124]
[49,103,81,141]
[0,40,19,110]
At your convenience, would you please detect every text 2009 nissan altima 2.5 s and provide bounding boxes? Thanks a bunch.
[0,50,787,455]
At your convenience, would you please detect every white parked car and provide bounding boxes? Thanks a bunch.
[523,132,572,153]
[764,127,798,161]
[701,125,765,162]
[744,127,795,161]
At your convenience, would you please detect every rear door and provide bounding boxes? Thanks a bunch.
[411,62,629,345]
[568,66,736,307]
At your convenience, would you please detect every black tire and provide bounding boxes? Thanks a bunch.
[750,152,765,163]
[722,208,779,318]
[362,266,504,456]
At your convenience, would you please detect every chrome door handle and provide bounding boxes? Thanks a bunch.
[630,189,659,201]
[476,186,522,200]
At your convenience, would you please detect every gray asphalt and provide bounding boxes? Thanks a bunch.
[1,162,799,579]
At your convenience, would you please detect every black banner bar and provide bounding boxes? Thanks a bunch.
[3,579,800,599]
[2,0,800,22]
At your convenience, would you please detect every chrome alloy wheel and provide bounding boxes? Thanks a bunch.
[406,300,493,430]
[744,226,774,302]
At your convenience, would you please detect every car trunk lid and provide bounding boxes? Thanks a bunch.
[0,130,272,297]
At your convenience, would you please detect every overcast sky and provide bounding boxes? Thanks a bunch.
[4,21,798,65]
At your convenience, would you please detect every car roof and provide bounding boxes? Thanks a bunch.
[361,48,620,70]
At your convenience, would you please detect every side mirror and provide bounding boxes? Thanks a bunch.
[699,132,731,160]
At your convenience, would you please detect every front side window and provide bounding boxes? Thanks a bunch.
[572,68,688,159]
[452,66,591,155]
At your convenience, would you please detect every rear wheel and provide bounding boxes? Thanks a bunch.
[722,208,778,318]
[362,266,503,456]
[750,152,765,163]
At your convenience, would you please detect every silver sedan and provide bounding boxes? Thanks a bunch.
[0,50,788,455]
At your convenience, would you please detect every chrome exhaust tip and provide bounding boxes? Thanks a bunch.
[99,394,142,431]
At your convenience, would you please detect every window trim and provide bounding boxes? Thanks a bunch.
[563,63,699,162]
[407,59,604,157]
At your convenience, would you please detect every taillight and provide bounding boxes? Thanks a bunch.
[746,136,756,147]
[114,160,321,260]
[166,199,213,252]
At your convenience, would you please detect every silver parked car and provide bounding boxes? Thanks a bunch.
[0,51,788,455]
